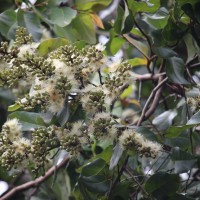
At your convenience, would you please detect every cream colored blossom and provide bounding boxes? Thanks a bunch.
[13,137,31,155]
[18,43,39,58]
[119,129,162,158]
[2,118,22,141]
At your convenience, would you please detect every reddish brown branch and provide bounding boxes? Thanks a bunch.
[0,157,70,200]
[137,77,168,126]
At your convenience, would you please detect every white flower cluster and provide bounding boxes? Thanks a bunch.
[119,129,162,158]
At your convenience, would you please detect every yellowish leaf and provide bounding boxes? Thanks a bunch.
[90,13,104,29]
[128,57,147,67]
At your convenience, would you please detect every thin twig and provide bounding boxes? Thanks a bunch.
[98,69,103,85]
[0,157,70,200]
[137,77,168,126]
[125,167,148,196]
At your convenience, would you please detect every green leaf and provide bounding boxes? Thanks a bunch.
[166,57,189,84]
[71,14,96,44]
[187,111,200,125]
[79,175,109,193]
[17,9,42,41]
[0,9,17,39]
[57,100,69,127]
[181,3,195,20]
[144,7,169,29]
[8,103,21,112]
[8,111,46,131]
[128,57,147,66]
[174,160,197,173]
[152,47,177,58]
[37,38,69,56]
[114,2,133,34]
[49,7,77,27]
[75,0,112,12]
[152,110,177,130]
[145,172,180,199]
[106,36,125,55]
[123,34,149,59]
[171,147,195,160]
[184,33,197,63]
[109,143,124,170]
[128,0,160,13]
[162,18,186,43]
[81,158,106,176]
[165,125,193,138]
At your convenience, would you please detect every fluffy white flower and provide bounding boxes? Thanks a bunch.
[3,118,22,141]
[13,137,31,155]
[18,43,39,58]
[119,129,162,158]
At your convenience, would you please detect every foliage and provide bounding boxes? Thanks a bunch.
[0,0,200,200]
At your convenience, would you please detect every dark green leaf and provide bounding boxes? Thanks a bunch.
[174,159,197,173]
[145,172,179,199]
[79,175,109,193]
[166,57,189,84]
[152,47,177,58]
[81,158,106,176]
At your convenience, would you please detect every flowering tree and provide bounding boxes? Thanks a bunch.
[0,0,200,199]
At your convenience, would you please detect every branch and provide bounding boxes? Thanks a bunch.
[132,72,166,81]
[0,157,70,200]
[137,77,168,126]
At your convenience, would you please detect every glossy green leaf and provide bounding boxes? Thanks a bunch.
[162,18,186,43]
[8,103,21,112]
[8,111,46,131]
[79,175,109,193]
[107,36,125,55]
[181,3,195,20]
[184,33,197,63]
[187,111,200,125]
[144,7,169,29]
[0,9,17,39]
[123,34,149,59]
[152,110,177,130]
[165,125,193,138]
[75,0,112,12]
[152,46,177,58]
[114,2,133,34]
[37,38,69,56]
[109,143,123,170]
[49,7,77,27]
[128,0,160,13]
[145,172,179,199]
[81,158,106,176]
[166,57,189,84]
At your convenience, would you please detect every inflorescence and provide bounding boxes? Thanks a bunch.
[0,27,162,173]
